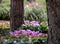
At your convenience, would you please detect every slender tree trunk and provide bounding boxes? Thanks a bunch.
[10,0,24,30]
[0,0,2,3]
[46,0,60,44]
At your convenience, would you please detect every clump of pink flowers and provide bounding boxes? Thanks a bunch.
[9,29,45,38]
[24,20,40,27]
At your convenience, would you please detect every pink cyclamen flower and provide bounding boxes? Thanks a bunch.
[24,20,30,24]
[30,21,39,27]
[38,33,44,37]
[9,31,13,35]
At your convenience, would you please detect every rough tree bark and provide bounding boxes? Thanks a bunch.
[10,0,24,30]
[46,0,60,44]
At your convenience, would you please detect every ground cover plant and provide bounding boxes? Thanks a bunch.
[0,0,48,44]
[1,29,47,44]
[0,20,48,44]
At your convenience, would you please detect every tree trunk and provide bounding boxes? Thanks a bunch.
[46,0,60,44]
[0,0,2,3]
[10,0,24,30]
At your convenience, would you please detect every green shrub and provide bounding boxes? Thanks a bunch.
[40,22,48,33]
[0,4,10,20]
[24,6,47,22]
[19,20,48,33]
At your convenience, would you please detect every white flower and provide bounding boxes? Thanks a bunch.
[14,41,17,43]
